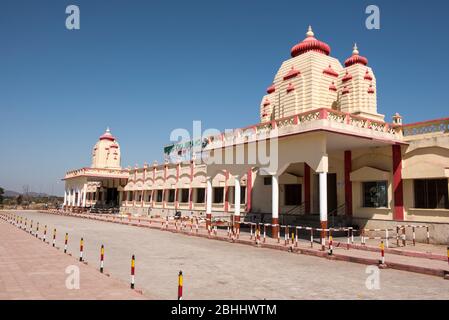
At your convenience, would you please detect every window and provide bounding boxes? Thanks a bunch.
[92,192,96,201]
[146,192,152,202]
[168,189,175,203]
[240,186,246,204]
[285,184,301,206]
[181,189,189,203]
[264,177,272,185]
[156,190,163,202]
[363,181,388,208]
[196,188,205,203]
[213,187,224,203]
[414,179,449,209]
[127,191,133,201]
[137,193,142,202]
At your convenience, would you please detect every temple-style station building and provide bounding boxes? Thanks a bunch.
[63,27,449,243]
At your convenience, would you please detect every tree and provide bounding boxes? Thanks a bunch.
[0,187,4,205]
[16,195,23,206]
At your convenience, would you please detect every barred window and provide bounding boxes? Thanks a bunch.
[414,179,449,209]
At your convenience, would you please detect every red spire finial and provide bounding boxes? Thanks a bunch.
[290,26,331,57]
[345,43,368,67]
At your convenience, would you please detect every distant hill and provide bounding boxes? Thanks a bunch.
[2,190,54,198]
[3,190,20,197]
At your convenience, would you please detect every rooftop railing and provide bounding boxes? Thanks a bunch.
[203,107,402,150]
[402,117,449,137]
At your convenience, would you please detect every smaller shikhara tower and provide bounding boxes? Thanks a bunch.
[260,26,383,122]
[91,128,121,169]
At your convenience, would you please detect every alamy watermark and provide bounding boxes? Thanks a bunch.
[365,5,380,30]
[65,265,80,289]
[167,121,279,173]
[66,5,80,30]
[365,265,380,290]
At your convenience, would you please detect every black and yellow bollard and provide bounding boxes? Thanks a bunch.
[178,271,183,300]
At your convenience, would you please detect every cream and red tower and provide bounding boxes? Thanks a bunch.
[91,128,121,169]
[339,44,383,121]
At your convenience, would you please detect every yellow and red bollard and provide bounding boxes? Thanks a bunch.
[328,235,333,255]
[64,233,68,253]
[79,238,84,262]
[52,228,56,247]
[100,245,105,273]
[380,241,385,265]
[130,255,135,289]
[178,270,183,300]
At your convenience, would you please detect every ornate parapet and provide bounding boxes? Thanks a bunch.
[64,167,129,180]
[402,117,449,140]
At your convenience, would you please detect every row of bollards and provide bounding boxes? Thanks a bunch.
[1,212,186,299]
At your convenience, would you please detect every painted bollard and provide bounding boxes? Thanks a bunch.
[52,228,56,247]
[64,233,68,253]
[130,255,135,289]
[36,222,39,238]
[328,236,333,255]
[43,225,47,242]
[79,238,84,262]
[380,241,385,265]
[100,245,105,273]
[178,271,183,300]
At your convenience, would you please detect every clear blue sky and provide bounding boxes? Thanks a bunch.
[0,0,448,195]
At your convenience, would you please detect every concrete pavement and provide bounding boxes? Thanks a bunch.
[0,217,146,300]
[3,210,449,299]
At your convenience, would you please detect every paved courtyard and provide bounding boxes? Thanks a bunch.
[0,217,146,299]
[4,210,449,299]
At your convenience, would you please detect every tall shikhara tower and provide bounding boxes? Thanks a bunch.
[260,26,384,122]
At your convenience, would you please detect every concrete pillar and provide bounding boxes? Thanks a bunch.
[82,185,87,208]
[247,169,252,213]
[392,144,404,220]
[304,163,311,214]
[272,174,279,238]
[344,150,353,217]
[76,189,81,207]
[234,175,241,230]
[319,172,328,247]
[63,190,67,206]
[71,189,75,206]
[206,177,212,229]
